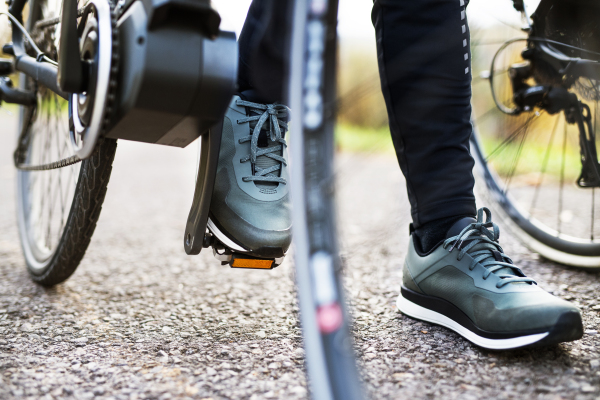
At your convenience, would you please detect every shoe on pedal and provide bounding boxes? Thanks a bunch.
[397,207,583,350]
[208,92,292,267]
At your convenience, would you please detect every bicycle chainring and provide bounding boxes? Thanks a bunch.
[70,0,118,159]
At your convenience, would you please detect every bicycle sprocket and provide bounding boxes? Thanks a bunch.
[70,0,119,159]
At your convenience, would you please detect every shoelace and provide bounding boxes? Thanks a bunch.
[442,207,537,288]
[236,99,290,184]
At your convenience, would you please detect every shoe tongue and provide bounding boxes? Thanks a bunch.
[446,216,520,280]
[254,142,281,189]
[446,217,477,239]
[239,92,284,190]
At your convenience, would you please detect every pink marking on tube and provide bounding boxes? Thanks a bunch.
[317,302,343,334]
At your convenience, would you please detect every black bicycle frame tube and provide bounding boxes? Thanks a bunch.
[16,57,68,99]
[8,0,68,99]
[534,41,600,81]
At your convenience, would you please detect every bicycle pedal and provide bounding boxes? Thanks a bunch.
[204,232,284,269]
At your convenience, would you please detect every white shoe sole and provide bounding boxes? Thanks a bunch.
[396,292,549,350]
[207,218,249,253]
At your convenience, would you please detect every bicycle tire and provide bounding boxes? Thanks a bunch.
[289,0,363,399]
[15,0,117,286]
[470,3,600,268]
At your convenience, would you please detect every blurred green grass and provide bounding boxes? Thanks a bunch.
[334,124,395,154]
[335,122,583,183]
[480,133,581,181]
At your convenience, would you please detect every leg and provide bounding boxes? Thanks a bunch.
[379,0,584,349]
[237,0,291,103]
[372,0,476,251]
[207,0,292,264]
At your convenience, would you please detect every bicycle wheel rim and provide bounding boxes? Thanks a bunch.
[289,0,363,398]
[16,0,84,273]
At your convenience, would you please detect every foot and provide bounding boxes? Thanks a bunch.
[208,94,292,260]
[397,207,583,350]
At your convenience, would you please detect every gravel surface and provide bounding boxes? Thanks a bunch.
[1,113,600,400]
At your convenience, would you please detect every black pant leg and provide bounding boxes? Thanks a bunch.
[372,0,476,228]
[237,0,291,103]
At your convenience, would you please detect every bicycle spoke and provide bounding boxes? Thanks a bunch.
[486,112,538,162]
[592,188,595,241]
[558,121,567,235]
[54,97,66,231]
[530,115,560,215]
[594,101,598,241]
[503,119,529,194]
[474,104,502,124]
[472,40,522,47]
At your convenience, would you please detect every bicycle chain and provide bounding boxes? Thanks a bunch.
[33,6,87,31]
[15,155,82,171]
[14,0,119,171]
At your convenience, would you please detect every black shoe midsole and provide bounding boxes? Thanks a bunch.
[400,286,551,340]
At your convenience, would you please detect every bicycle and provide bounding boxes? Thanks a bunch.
[2,0,361,398]
[470,0,600,268]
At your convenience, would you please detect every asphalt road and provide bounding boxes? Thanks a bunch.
[0,112,599,400]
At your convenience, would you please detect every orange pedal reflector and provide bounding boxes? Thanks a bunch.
[230,258,274,269]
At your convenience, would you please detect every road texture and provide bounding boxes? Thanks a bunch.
[1,112,599,399]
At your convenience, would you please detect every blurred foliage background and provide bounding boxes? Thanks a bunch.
[336,38,393,154]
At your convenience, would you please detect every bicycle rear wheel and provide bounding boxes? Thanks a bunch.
[15,0,117,285]
[470,2,600,267]
[289,0,362,399]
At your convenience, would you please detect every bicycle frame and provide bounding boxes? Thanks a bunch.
[532,41,600,82]
[6,0,65,99]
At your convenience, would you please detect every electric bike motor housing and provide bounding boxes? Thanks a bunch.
[108,0,237,147]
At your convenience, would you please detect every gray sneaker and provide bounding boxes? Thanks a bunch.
[397,207,583,350]
[208,95,292,265]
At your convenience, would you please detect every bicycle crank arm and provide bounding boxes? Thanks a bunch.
[57,0,84,93]
[183,121,222,255]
